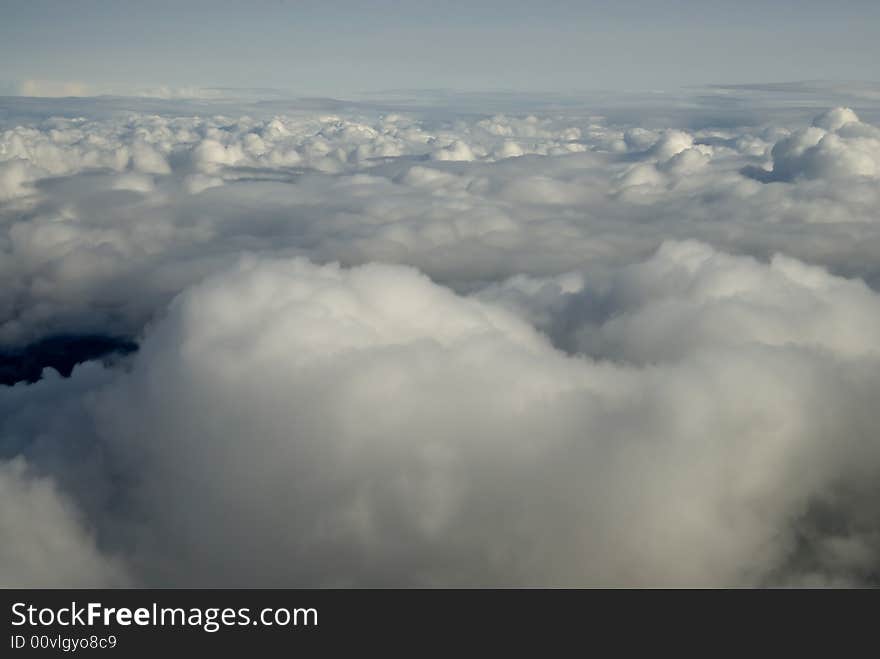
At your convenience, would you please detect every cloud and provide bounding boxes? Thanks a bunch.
[1,245,879,586]
[744,108,880,182]
[0,159,37,201]
[11,80,236,100]
[0,456,130,587]
[3,93,880,586]
[16,80,91,98]
[3,99,880,343]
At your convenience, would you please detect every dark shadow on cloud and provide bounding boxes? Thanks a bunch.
[769,490,880,587]
[740,163,778,182]
[0,335,137,386]
[219,165,308,184]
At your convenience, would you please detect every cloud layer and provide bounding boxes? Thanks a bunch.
[2,93,880,586]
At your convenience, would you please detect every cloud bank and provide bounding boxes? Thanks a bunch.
[2,92,880,586]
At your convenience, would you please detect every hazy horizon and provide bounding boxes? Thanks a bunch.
[3,0,880,97]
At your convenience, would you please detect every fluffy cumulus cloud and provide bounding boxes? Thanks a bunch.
[2,91,880,586]
[752,107,880,182]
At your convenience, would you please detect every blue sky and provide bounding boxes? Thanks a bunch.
[2,0,879,96]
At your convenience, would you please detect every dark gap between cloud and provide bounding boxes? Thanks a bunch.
[0,335,138,386]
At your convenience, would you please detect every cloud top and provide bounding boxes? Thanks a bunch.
[2,94,880,586]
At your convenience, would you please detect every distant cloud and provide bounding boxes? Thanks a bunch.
[11,79,235,100]
[16,79,91,98]
[743,107,880,182]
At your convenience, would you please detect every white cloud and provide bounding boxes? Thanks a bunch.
[0,159,37,201]
[753,108,880,181]
[3,102,880,342]
[2,246,879,586]
[3,94,880,585]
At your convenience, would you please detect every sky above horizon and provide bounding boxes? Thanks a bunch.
[2,0,879,97]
